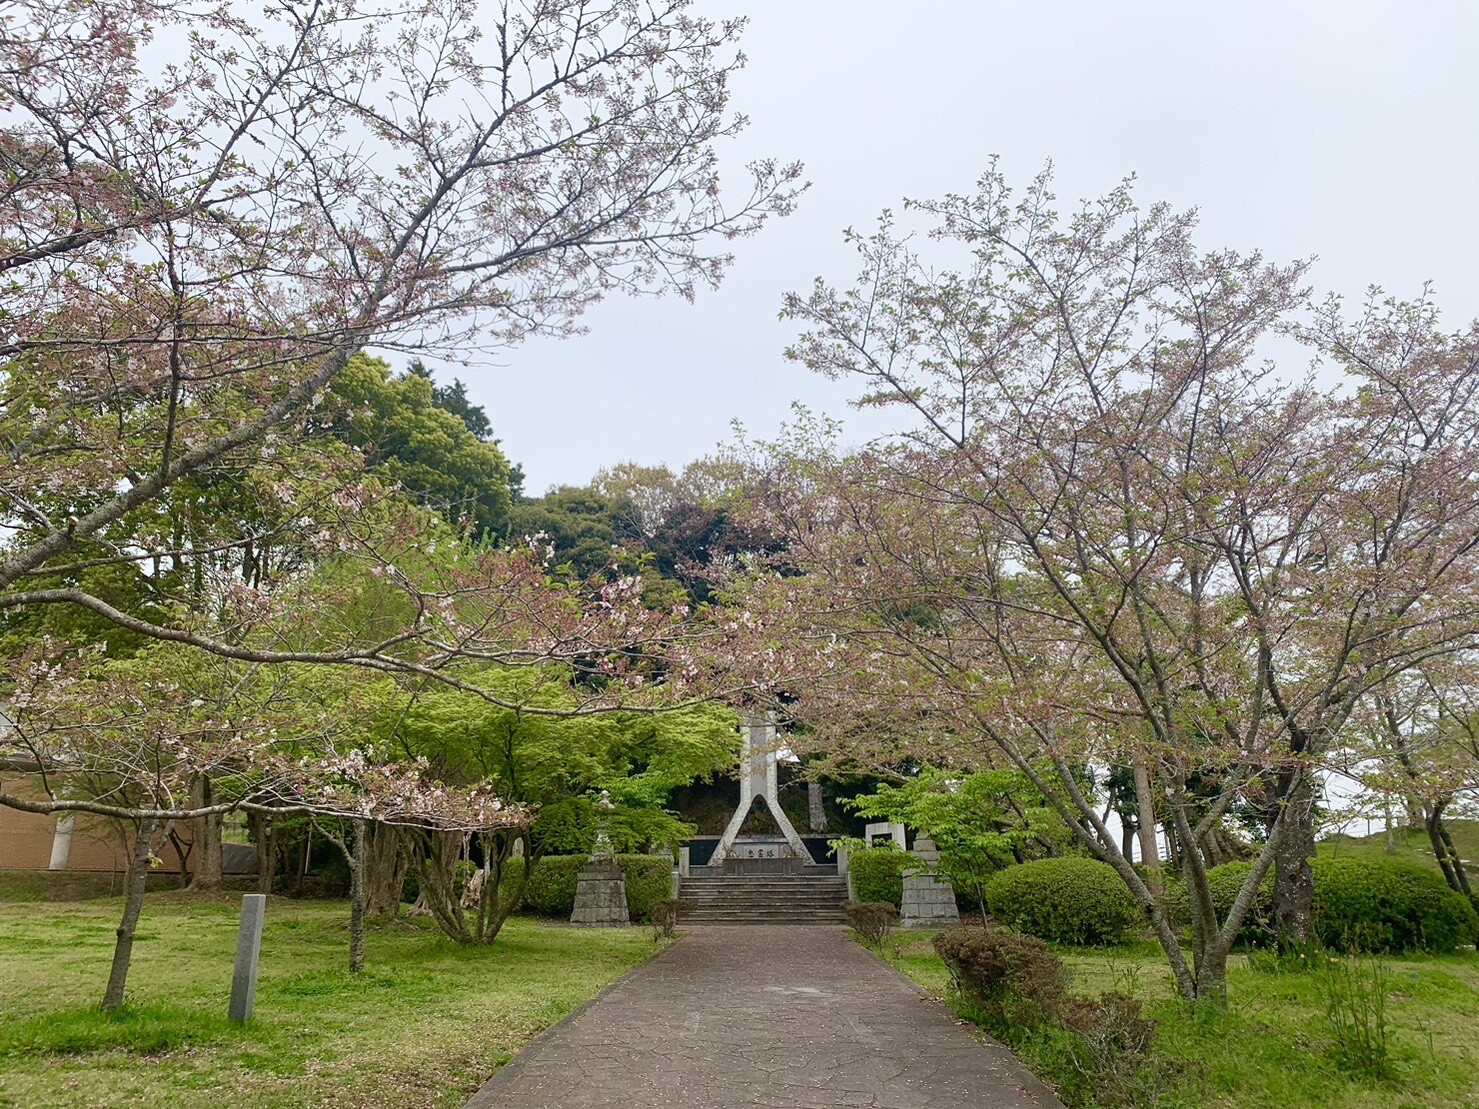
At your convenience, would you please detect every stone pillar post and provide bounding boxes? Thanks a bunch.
[570,790,629,927]
[900,835,960,929]
[48,814,76,871]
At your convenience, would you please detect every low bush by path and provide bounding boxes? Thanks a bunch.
[0,886,663,1108]
[877,931,1479,1109]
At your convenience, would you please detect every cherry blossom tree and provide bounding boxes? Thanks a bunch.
[1,0,802,660]
[1,1,805,963]
[1341,656,1479,905]
[756,166,1479,1002]
[2,637,529,1005]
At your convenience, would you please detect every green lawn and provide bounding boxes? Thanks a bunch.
[0,881,663,1108]
[881,933,1479,1109]
[1319,819,1479,873]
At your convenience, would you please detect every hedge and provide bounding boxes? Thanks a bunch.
[848,846,911,907]
[1311,857,1479,954]
[1163,857,1479,954]
[1162,861,1274,946]
[515,854,673,920]
[985,858,1142,945]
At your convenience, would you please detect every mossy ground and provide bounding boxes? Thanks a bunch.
[0,877,663,1108]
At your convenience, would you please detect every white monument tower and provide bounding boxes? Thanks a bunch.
[709,712,811,866]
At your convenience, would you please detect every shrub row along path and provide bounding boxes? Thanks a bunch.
[467,925,1062,1108]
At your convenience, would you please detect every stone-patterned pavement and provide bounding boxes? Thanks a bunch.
[465,926,1062,1109]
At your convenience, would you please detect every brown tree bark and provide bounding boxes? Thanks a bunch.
[249,811,276,895]
[187,775,223,891]
[1426,803,1474,902]
[362,822,410,916]
[1133,759,1161,891]
[413,829,533,946]
[807,781,827,833]
[349,819,366,974]
[1273,770,1317,946]
[102,819,160,1012]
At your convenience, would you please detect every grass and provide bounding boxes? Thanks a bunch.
[879,932,1479,1108]
[1318,819,1479,873]
[0,878,665,1108]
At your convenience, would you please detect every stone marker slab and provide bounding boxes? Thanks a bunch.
[229,893,266,1023]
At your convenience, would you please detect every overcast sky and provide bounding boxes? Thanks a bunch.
[437,1,1479,494]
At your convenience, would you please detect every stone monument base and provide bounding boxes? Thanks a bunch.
[570,858,630,927]
[900,869,961,928]
[899,836,960,929]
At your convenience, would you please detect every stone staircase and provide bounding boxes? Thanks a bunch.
[678,865,849,925]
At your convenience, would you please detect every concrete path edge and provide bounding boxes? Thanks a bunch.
[863,941,1063,1106]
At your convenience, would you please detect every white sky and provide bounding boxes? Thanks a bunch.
[436,0,1479,494]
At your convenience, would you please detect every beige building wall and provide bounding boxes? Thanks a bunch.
[0,774,190,874]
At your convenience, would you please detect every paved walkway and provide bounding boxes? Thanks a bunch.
[466,926,1062,1109]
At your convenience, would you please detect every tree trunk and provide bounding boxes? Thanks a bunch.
[1427,805,1474,902]
[1273,771,1317,947]
[349,819,366,974]
[295,823,313,896]
[413,829,533,946]
[249,811,275,895]
[1121,817,1136,863]
[1192,946,1229,1008]
[102,819,159,1013]
[1437,825,1473,901]
[412,830,473,943]
[188,776,223,891]
[807,781,827,833]
[362,822,410,916]
[1133,759,1161,891]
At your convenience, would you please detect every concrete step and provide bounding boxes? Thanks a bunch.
[685,916,845,922]
[677,871,851,926]
[680,881,849,890]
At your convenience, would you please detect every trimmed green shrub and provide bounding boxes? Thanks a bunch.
[1311,857,1479,954]
[844,901,898,948]
[848,846,910,907]
[985,858,1142,945]
[1162,861,1275,946]
[517,854,673,919]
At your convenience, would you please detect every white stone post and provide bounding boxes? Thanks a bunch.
[48,814,76,871]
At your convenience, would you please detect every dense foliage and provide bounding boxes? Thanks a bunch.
[843,769,1076,907]
[328,356,517,540]
[847,845,912,907]
[986,859,1143,946]
[1311,858,1479,954]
